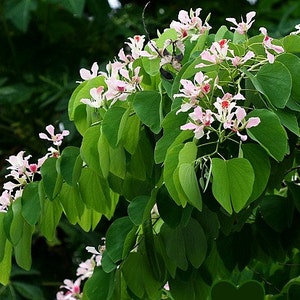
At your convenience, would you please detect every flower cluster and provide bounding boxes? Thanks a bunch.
[0,124,69,212]
[79,35,148,109]
[56,240,105,300]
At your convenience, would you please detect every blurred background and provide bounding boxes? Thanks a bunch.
[0,0,300,298]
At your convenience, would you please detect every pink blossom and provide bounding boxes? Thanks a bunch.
[6,151,30,175]
[0,190,12,212]
[197,39,229,66]
[228,50,255,67]
[226,11,256,34]
[79,62,99,81]
[39,125,70,146]
[259,27,284,63]
[125,35,150,60]
[181,106,214,139]
[170,8,211,40]
[56,278,82,300]
[174,71,211,114]
[81,86,105,109]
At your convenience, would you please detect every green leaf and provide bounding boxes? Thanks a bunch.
[77,206,102,232]
[38,197,62,241]
[155,109,192,163]
[160,223,188,271]
[283,34,300,53]
[246,109,289,161]
[79,168,112,214]
[259,195,294,232]
[21,182,41,226]
[4,200,24,245]
[59,146,83,186]
[82,267,115,300]
[241,144,271,202]
[156,185,182,228]
[133,91,162,134]
[275,109,300,136]
[106,217,135,263]
[59,184,84,225]
[163,144,185,206]
[0,241,12,285]
[81,125,101,173]
[211,158,255,214]
[40,157,63,201]
[183,218,207,268]
[248,61,292,108]
[178,163,202,211]
[14,222,34,271]
[102,106,127,147]
[127,195,150,225]
[4,0,37,32]
[122,252,161,299]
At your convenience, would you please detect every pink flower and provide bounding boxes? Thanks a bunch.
[226,11,256,34]
[228,50,255,67]
[181,106,214,139]
[39,125,70,146]
[174,71,211,114]
[170,8,211,40]
[79,62,99,80]
[197,39,229,66]
[259,27,284,63]
[56,278,82,300]
[6,151,30,175]
[81,86,105,108]
[0,190,12,212]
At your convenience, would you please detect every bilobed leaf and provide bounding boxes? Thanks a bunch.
[79,167,111,214]
[247,109,289,161]
[81,125,101,173]
[83,267,115,300]
[160,223,188,271]
[38,197,62,241]
[77,206,102,232]
[59,184,84,225]
[106,217,135,263]
[128,196,150,225]
[21,181,41,226]
[0,241,12,285]
[252,61,292,108]
[133,91,162,134]
[40,157,63,201]
[59,146,83,186]
[4,200,24,246]
[102,106,127,147]
[178,163,202,211]
[14,222,34,271]
[163,144,185,206]
[211,158,254,214]
[242,144,271,202]
[183,218,207,268]
[155,109,191,163]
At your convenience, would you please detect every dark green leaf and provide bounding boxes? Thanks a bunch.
[247,109,289,161]
[133,91,162,134]
[21,182,41,226]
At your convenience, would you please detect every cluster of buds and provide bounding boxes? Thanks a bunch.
[0,124,69,212]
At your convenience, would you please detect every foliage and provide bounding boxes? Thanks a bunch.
[1,1,300,300]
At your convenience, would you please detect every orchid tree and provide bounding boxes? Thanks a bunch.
[1,7,300,300]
